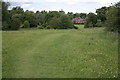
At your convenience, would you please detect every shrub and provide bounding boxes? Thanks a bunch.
[96,19,102,27]
[49,17,61,29]
[84,22,89,28]
[24,20,30,28]
[49,15,74,29]
[2,21,10,30]
[105,6,120,32]
[42,23,47,28]
[74,25,79,29]
[46,25,51,29]
[84,13,97,28]
[20,24,24,28]
[88,22,93,27]
[59,14,74,29]
[11,18,21,30]
[37,25,43,29]
[84,22,93,28]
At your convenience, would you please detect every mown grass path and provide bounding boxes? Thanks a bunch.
[2,28,118,78]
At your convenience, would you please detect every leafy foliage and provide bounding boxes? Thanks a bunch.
[59,14,74,29]
[2,1,120,31]
[37,25,43,29]
[96,19,102,27]
[73,25,79,29]
[24,21,30,28]
[49,17,61,29]
[96,7,107,22]
[11,18,21,30]
[84,13,97,28]
[105,2,120,32]
[10,6,24,16]
[21,11,37,27]
[49,15,74,29]
[2,1,11,30]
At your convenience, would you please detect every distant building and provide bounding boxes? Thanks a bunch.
[72,17,86,24]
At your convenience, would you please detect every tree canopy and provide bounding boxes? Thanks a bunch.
[2,1,120,32]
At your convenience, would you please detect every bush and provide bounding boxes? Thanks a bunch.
[88,22,93,27]
[49,17,61,29]
[11,18,21,30]
[49,15,74,29]
[84,13,97,28]
[46,25,51,29]
[2,21,10,30]
[42,23,47,28]
[74,25,79,29]
[59,15,74,29]
[96,19,102,27]
[105,6,119,32]
[20,24,24,28]
[84,22,93,28]
[24,20,30,28]
[37,25,43,29]
[84,22,88,28]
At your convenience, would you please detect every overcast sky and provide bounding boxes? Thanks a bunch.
[4,0,119,13]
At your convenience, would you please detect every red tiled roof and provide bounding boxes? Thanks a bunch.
[72,17,86,23]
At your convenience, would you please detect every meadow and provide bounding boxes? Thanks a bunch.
[2,26,118,78]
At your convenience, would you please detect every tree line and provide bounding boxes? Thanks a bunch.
[2,1,120,32]
[2,1,87,30]
[85,2,120,32]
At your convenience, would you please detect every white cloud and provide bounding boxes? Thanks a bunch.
[5,0,120,13]
[4,0,119,3]
[20,4,32,11]
[44,0,120,6]
[21,4,32,8]
[45,0,57,2]
[29,7,35,11]
[4,0,119,5]
[4,0,29,2]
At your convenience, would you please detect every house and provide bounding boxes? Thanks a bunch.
[72,17,86,24]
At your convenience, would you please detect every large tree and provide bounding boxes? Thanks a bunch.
[49,14,74,29]
[11,18,22,30]
[105,2,120,32]
[2,1,11,30]
[80,13,87,19]
[67,12,73,19]
[10,6,24,16]
[59,14,74,29]
[96,7,107,23]
[21,11,37,27]
[84,13,97,28]
[49,17,61,29]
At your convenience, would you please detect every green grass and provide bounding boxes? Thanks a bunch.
[2,27,118,78]
[75,24,84,29]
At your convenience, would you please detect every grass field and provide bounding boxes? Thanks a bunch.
[75,24,84,29]
[2,27,118,78]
